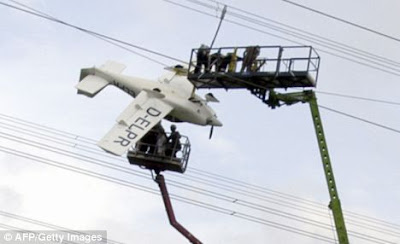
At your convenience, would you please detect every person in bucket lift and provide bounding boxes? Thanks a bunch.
[156,124,168,156]
[241,46,261,72]
[194,44,210,73]
[138,124,162,154]
[166,124,182,157]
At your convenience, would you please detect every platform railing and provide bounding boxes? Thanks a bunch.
[129,134,191,172]
[188,45,320,84]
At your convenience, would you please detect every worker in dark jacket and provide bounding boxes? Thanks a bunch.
[166,124,182,157]
[194,44,210,73]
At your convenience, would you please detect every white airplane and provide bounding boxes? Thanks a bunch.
[75,61,222,156]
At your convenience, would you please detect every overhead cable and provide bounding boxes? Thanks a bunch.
[0,143,395,244]
[192,0,400,70]
[319,104,400,134]
[202,0,400,67]
[0,211,125,244]
[0,1,186,65]
[1,115,400,239]
[168,0,400,77]
[282,0,400,44]
[1,112,400,233]
[0,145,338,243]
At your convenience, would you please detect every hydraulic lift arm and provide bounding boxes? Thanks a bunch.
[267,90,349,244]
[155,174,202,244]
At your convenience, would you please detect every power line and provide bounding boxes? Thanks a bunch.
[192,0,400,71]
[168,0,400,77]
[290,88,400,106]
[8,0,169,67]
[1,138,396,243]
[0,117,388,237]
[2,0,400,227]
[1,112,400,233]
[0,118,342,222]
[0,146,339,243]
[0,223,81,244]
[319,104,400,134]
[5,0,400,104]
[1,115,400,240]
[0,0,396,238]
[5,0,400,105]
[282,0,400,44]
[0,211,124,244]
[2,111,400,234]
[0,1,186,65]
[203,0,400,67]
[0,116,375,216]
[2,139,395,244]
[0,130,337,232]
[315,91,400,106]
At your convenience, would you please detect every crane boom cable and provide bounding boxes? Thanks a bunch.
[209,4,226,48]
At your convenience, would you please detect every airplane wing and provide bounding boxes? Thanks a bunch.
[98,90,173,156]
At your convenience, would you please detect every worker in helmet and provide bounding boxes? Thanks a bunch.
[194,44,210,73]
[241,46,261,72]
[166,124,182,157]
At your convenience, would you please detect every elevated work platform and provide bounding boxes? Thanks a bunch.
[187,45,320,90]
[127,135,191,173]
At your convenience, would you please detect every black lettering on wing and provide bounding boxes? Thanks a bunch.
[147,107,161,117]
[125,128,138,140]
[135,117,151,128]
[114,136,130,147]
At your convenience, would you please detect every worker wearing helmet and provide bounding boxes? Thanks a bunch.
[166,124,182,157]
[194,44,210,73]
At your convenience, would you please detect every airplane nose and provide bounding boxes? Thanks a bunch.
[213,119,223,127]
[206,117,223,127]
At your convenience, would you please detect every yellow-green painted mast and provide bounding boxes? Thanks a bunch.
[267,90,349,244]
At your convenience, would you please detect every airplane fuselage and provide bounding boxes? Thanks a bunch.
[99,70,222,127]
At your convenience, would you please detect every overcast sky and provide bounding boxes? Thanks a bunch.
[1,0,400,243]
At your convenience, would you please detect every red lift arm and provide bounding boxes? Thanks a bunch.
[155,174,202,244]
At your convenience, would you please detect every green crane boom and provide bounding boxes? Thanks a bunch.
[267,90,349,244]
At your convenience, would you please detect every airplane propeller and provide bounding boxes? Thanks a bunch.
[209,125,214,139]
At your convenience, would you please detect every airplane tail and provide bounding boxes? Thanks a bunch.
[75,61,126,97]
